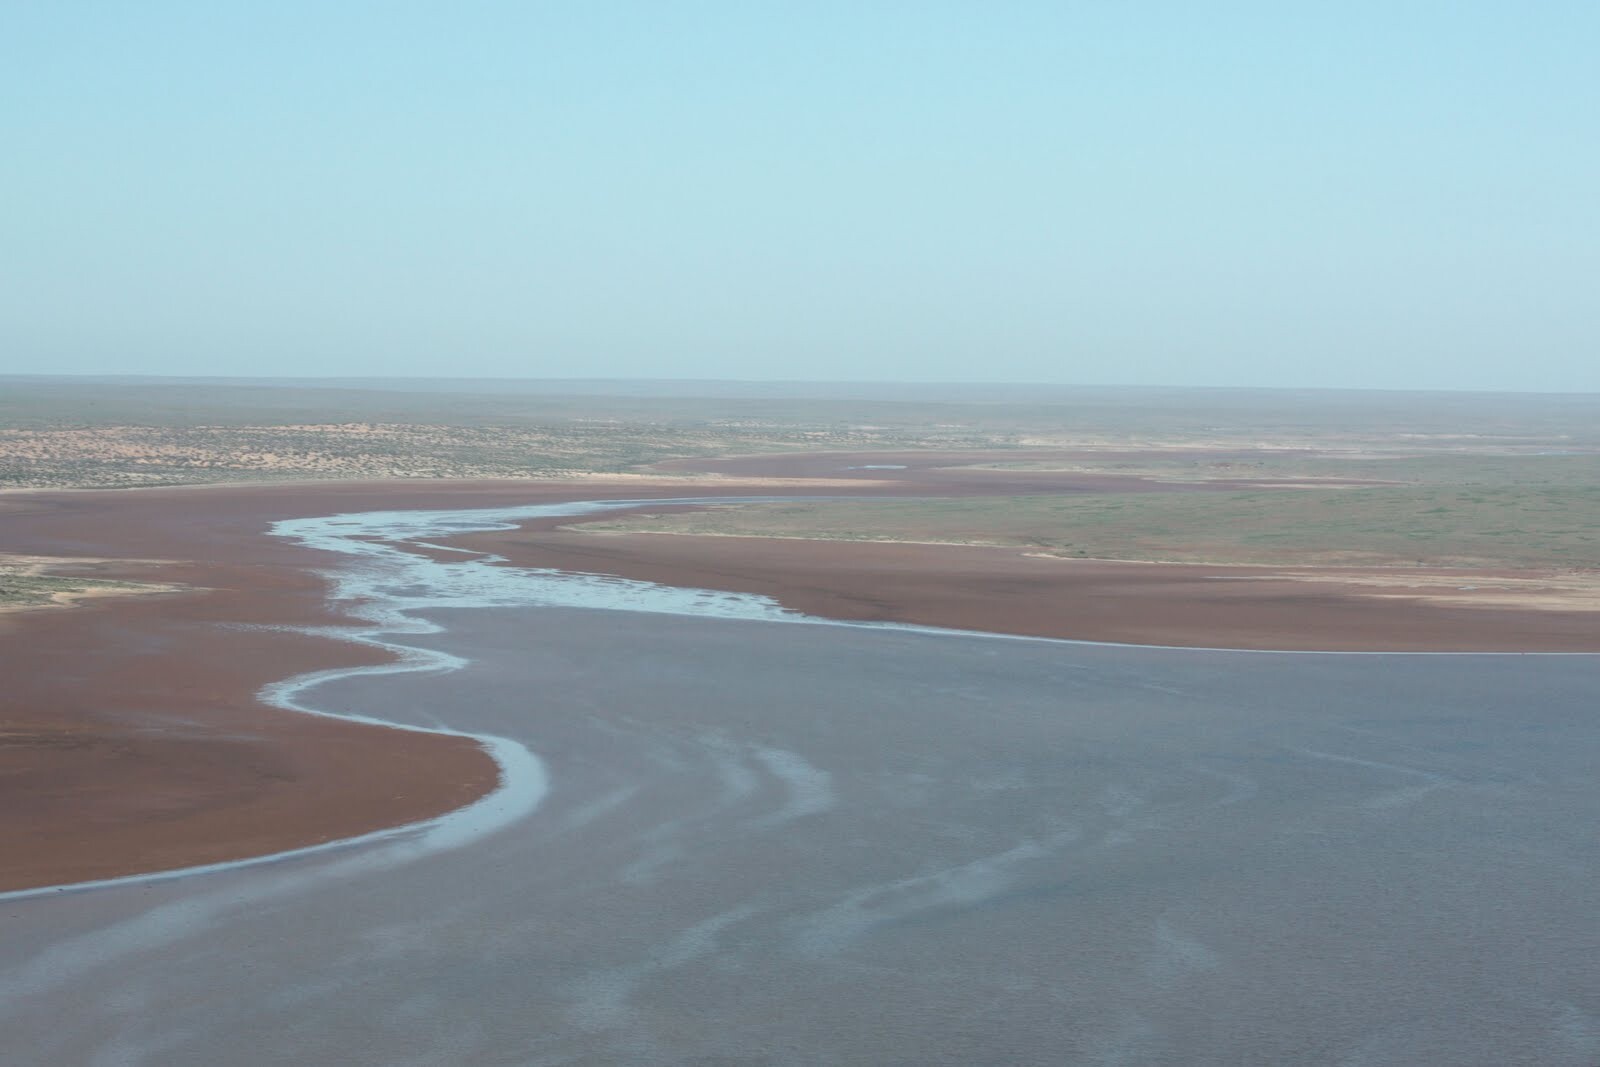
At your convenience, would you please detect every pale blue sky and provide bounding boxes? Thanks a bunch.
[3,2,1596,390]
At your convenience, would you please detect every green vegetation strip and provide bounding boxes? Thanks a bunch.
[0,571,142,609]
[579,485,1600,570]
[964,452,1600,489]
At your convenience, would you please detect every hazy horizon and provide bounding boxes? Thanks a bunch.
[4,372,1598,396]
[5,371,1600,402]
[11,372,1600,406]
[5,4,1597,392]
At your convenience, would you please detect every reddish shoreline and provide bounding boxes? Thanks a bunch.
[453,519,1600,654]
[3,463,1595,893]
[0,481,736,893]
[0,475,937,893]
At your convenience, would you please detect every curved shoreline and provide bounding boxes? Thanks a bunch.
[0,495,805,901]
[0,613,545,905]
[4,471,1597,901]
[10,493,1600,905]
[454,519,1600,654]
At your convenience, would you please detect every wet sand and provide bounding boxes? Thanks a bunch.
[0,481,711,892]
[0,548,502,892]
[3,460,1597,892]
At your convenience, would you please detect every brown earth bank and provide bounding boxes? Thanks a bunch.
[0,480,775,893]
[0,577,496,892]
[452,518,1600,654]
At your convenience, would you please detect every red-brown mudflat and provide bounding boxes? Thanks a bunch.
[3,458,1593,892]
[453,521,1600,654]
[0,480,739,893]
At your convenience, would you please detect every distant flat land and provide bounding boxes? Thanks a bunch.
[559,443,1600,628]
[5,376,1598,613]
[7,376,1599,495]
[0,377,1039,489]
[582,465,1600,571]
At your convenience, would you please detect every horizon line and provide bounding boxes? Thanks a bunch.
[5,373,1599,400]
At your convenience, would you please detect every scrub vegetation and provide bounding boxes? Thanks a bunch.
[578,468,1600,571]
[4,377,1599,574]
[0,564,149,612]
[6,377,1599,491]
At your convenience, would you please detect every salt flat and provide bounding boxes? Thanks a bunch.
[3,604,1596,1066]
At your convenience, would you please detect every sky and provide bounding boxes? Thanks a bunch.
[2,2,1597,391]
